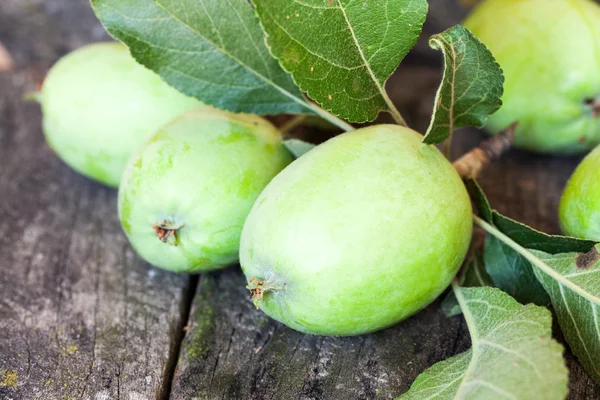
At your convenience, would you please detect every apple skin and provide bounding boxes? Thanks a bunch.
[240,125,473,336]
[463,0,600,154]
[118,107,293,273]
[559,145,600,241]
[40,42,202,187]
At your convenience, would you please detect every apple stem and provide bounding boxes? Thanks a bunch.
[246,276,285,309]
[452,122,517,180]
[152,221,184,246]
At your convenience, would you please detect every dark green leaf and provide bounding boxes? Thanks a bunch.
[532,247,600,385]
[400,287,567,399]
[469,180,596,254]
[253,0,427,123]
[493,214,596,254]
[91,0,312,115]
[423,25,504,145]
[484,235,551,306]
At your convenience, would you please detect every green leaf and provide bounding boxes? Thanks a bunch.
[283,138,316,159]
[493,214,596,254]
[532,246,600,385]
[91,0,312,116]
[484,235,551,306]
[423,25,504,145]
[463,252,494,288]
[399,287,568,400]
[468,180,596,254]
[441,253,493,317]
[253,0,427,124]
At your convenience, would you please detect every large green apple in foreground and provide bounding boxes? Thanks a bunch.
[464,0,600,154]
[240,125,473,336]
[560,145,600,241]
[119,107,293,273]
[39,42,202,187]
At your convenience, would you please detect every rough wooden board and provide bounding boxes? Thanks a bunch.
[0,2,194,400]
[0,0,108,68]
[0,64,195,400]
[170,270,470,400]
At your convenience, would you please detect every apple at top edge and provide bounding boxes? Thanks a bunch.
[464,0,600,154]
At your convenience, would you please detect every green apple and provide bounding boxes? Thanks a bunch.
[38,42,202,187]
[240,125,473,336]
[559,145,600,241]
[464,0,600,154]
[118,107,293,273]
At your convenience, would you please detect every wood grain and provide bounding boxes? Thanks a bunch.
[0,1,194,399]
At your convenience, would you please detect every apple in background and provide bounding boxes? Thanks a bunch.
[560,145,600,241]
[240,125,473,336]
[38,42,202,187]
[464,0,600,154]
[118,107,293,273]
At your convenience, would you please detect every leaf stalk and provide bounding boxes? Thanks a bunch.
[307,103,355,132]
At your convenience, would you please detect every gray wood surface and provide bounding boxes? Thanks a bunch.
[0,2,194,399]
[0,1,599,399]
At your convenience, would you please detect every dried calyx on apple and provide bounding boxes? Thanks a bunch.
[118,107,293,273]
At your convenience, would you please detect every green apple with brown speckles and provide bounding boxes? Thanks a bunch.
[118,107,293,273]
[38,42,203,187]
[560,145,600,241]
[240,125,473,336]
[464,0,600,154]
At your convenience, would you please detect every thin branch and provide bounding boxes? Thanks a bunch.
[0,41,14,72]
[443,132,454,159]
[452,122,518,179]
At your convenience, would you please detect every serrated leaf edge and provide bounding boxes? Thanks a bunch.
[423,25,504,145]
[251,0,424,124]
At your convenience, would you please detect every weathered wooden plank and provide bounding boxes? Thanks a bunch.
[0,1,195,399]
[171,270,470,400]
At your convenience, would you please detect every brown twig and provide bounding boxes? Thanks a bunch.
[0,42,14,72]
[452,122,518,179]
